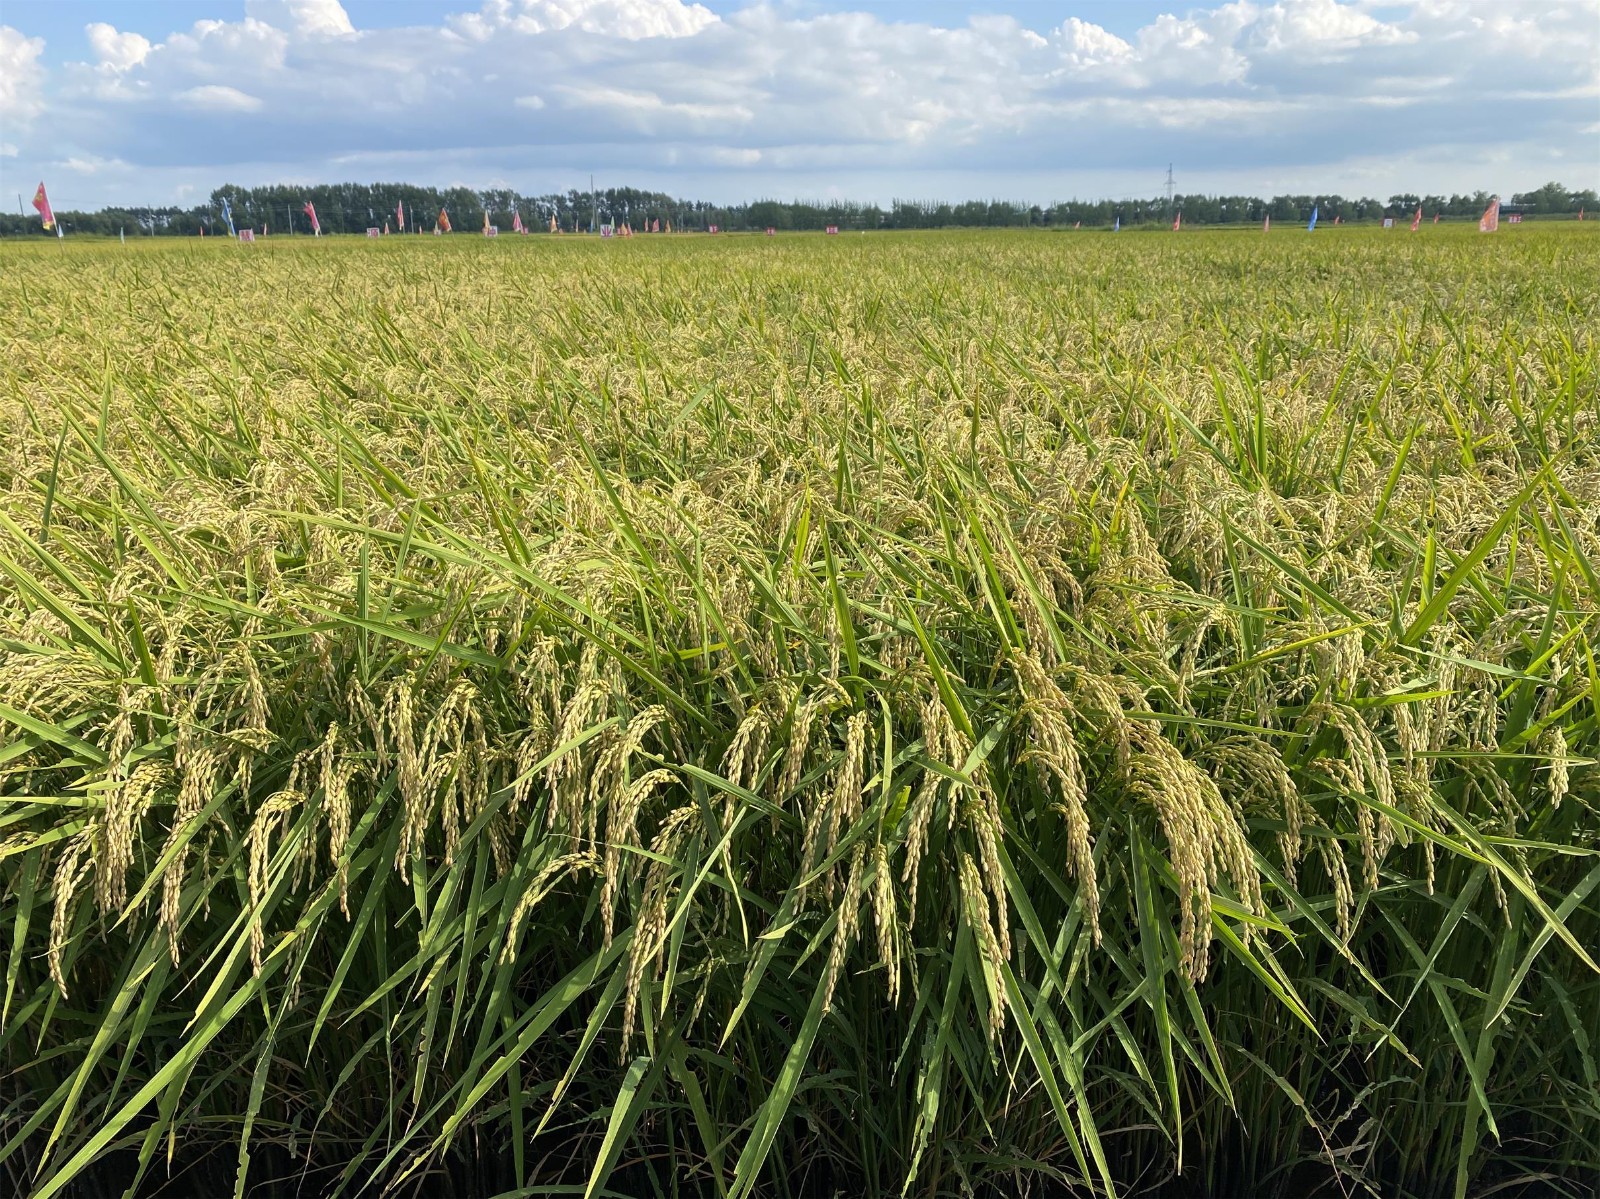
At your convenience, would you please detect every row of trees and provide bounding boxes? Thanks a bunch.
[3,180,1593,238]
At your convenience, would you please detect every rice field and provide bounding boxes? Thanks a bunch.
[1,226,1597,1198]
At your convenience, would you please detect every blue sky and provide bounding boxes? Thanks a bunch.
[2,0,1596,210]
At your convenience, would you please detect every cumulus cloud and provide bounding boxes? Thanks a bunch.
[0,25,47,122]
[1250,0,1415,55]
[449,0,717,41]
[245,0,355,38]
[1,0,1595,208]
[87,23,153,71]
[1052,17,1134,68]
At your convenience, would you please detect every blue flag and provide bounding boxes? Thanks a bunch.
[221,196,237,238]
[1113,215,1120,232]
[1307,205,1318,232]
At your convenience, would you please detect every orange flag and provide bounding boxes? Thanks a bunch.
[437,208,451,233]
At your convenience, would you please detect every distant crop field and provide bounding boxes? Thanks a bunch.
[2,227,1597,1198]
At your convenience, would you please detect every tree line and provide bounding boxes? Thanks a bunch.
[2,179,1593,238]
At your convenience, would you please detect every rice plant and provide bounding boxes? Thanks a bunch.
[1,225,1597,1198]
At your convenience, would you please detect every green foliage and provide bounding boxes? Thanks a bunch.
[0,226,1597,1198]
[5,178,1595,238]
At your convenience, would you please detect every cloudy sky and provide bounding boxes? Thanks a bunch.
[1,0,1596,210]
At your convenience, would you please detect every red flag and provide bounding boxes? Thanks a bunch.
[396,200,405,233]
[1410,205,1422,233]
[1579,208,1585,221]
[1479,198,1500,233]
[513,210,524,234]
[32,181,55,230]
[302,201,321,236]
[1172,212,1181,231]
[1433,213,1440,224]
[653,218,660,233]
[438,208,451,233]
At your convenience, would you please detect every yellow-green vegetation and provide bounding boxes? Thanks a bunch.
[1,227,1597,1198]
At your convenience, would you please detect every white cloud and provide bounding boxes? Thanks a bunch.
[0,25,47,122]
[245,0,355,37]
[1052,17,1134,68]
[87,23,153,71]
[58,154,132,175]
[449,0,717,41]
[1250,0,1414,55]
[515,94,546,108]
[555,84,752,123]
[178,84,266,112]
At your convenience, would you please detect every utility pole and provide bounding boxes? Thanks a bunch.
[1165,164,1175,216]
[590,174,597,234]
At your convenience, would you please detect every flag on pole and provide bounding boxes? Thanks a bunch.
[1433,213,1440,224]
[1410,205,1422,233]
[1172,211,1181,231]
[653,218,660,233]
[1113,216,1119,232]
[1333,215,1341,226]
[1263,214,1270,233]
[1074,221,1080,230]
[1307,205,1318,231]
[513,209,524,234]
[438,208,451,233]
[221,196,237,238]
[396,199,405,233]
[550,213,557,233]
[482,209,490,235]
[32,181,56,231]
[1578,207,1584,221]
[666,219,672,233]
[303,202,321,236]
[1479,198,1500,233]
